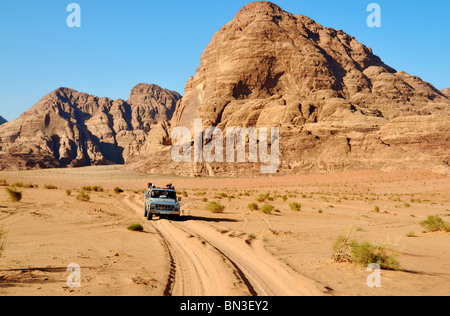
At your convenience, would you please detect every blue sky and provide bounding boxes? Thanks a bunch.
[0,0,449,121]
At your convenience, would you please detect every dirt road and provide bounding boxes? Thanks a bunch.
[124,195,325,296]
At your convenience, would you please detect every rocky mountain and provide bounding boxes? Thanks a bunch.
[128,1,450,176]
[1,2,448,175]
[0,84,181,170]
[442,88,450,98]
[0,116,6,126]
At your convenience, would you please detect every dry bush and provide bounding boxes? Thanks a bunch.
[5,187,22,202]
[76,190,90,202]
[206,201,225,213]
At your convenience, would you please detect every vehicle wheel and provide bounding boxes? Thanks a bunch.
[147,213,153,221]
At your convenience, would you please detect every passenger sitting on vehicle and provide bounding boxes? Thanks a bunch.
[145,183,152,199]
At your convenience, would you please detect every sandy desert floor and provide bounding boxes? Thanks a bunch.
[0,165,449,296]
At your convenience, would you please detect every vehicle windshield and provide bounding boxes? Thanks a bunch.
[151,190,176,200]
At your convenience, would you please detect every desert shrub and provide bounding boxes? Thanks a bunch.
[332,236,400,270]
[66,189,72,196]
[5,187,22,202]
[256,193,271,203]
[351,242,400,270]
[182,191,188,197]
[374,206,380,212]
[24,183,36,189]
[201,198,208,203]
[420,215,450,233]
[247,203,259,211]
[114,187,124,194]
[246,234,257,245]
[261,204,274,215]
[44,184,58,190]
[127,224,144,232]
[206,201,225,213]
[0,179,8,187]
[92,186,104,192]
[289,202,302,212]
[76,191,90,202]
[406,231,416,238]
[14,182,24,188]
[281,195,288,202]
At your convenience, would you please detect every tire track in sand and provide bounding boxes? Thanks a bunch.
[124,194,325,296]
[124,195,253,296]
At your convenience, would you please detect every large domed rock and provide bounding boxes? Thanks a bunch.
[133,1,449,175]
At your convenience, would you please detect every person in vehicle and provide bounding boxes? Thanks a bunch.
[145,182,153,199]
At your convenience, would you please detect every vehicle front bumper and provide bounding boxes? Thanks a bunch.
[148,210,181,216]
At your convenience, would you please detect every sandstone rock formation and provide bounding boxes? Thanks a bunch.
[0,84,181,170]
[441,88,450,98]
[128,1,450,176]
[0,116,6,126]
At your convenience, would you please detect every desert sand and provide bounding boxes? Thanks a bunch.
[0,165,449,296]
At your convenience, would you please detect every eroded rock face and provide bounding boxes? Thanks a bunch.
[441,88,450,98]
[0,84,181,170]
[132,1,450,176]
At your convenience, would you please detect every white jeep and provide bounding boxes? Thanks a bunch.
[144,188,181,220]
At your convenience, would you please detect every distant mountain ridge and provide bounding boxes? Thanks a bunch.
[0,84,181,170]
[0,116,6,125]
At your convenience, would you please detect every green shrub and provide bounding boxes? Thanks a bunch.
[247,203,259,211]
[0,179,8,187]
[289,202,302,212]
[14,182,24,188]
[66,189,72,196]
[206,201,225,213]
[114,187,124,194]
[5,187,22,202]
[374,206,380,212]
[261,204,274,215]
[44,184,58,190]
[182,191,188,197]
[256,193,270,203]
[76,191,90,202]
[92,186,104,192]
[127,224,144,232]
[406,231,416,238]
[332,236,400,270]
[420,215,450,232]
[201,197,208,203]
